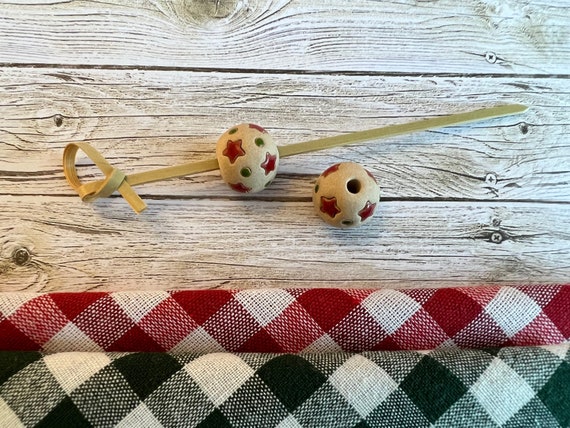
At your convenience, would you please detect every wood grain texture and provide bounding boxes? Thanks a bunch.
[0,68,568,203]
[1,197,568,292]
[0,1,568,292]
[0,0,568,74]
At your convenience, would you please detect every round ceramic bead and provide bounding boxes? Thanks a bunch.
[313,162,380,228]
[216,123,279,193]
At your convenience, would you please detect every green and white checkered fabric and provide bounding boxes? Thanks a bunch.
[1,345,569,427]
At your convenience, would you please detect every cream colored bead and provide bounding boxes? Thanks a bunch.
[313,162,380,228]
[216,124,279,193]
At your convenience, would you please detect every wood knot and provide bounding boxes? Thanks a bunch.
[35,101,97,142]
[12,247,31,266]
[171,0,243,26]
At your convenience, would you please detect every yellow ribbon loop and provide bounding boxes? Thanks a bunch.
[63,142,147,214]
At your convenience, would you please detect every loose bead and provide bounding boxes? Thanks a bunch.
[313,162,380,228]
[216,124,279,193]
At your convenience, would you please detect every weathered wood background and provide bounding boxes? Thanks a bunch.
[0,0,568,291]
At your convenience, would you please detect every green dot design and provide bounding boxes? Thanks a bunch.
[229,128,238,135]
[240,167,252,177]
[314,184,319,193]
[255,138,265,147]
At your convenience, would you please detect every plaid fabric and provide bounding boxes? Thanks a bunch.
[0,345,568,427]
[1,285,568,353]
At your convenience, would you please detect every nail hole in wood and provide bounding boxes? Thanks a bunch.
[519,123,529,134]
[53,114,64,127]
[12,248,31,266]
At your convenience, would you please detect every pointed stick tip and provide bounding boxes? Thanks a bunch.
[510,103,529,113]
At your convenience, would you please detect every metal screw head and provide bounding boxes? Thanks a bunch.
[485,173,497,186]
[490,232,503,244]
[485,52,497,64]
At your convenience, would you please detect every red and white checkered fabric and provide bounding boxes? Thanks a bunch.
[1,285,568,353]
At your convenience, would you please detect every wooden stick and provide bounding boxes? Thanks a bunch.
[63,104,528,213]
[278,104,528,157]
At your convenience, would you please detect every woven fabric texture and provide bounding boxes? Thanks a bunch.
[1,345,569,427]
[1,285,568,353]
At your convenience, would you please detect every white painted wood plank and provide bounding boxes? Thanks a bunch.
[0,197,568,292]
[0,68,568,202]
[0,0,567,74]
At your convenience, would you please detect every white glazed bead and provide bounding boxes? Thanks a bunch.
[216,123,279,193]
[313,162,380,228]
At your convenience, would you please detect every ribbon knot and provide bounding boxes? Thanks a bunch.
[63,142,147,214]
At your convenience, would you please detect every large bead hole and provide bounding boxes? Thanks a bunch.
[346,179,361,194]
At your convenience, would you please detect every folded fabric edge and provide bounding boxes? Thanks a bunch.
[0,344,569,427]
[1,285,569,354]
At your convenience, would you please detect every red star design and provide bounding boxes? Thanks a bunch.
[229,182,251,193]
[320,196,340,218]
[358,201,376,221]
[223,139,246,164]
[248,124,267,133]
[322,163,340,177]
[260,152,277,175]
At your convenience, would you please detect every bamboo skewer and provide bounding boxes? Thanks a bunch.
[63,104,528,213]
